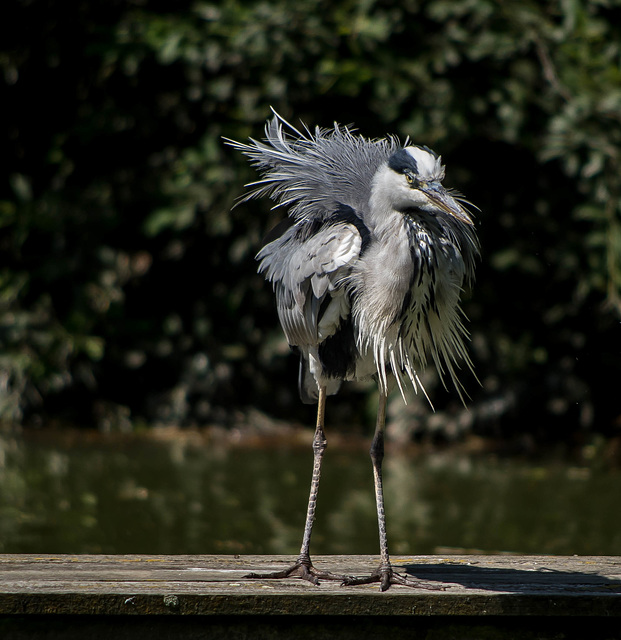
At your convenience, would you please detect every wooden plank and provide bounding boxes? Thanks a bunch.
[0,554,620,618]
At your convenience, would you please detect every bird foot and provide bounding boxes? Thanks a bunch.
[245,559,349,586]
[342,565,445,592]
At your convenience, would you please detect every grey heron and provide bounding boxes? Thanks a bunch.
[227,111,479,591]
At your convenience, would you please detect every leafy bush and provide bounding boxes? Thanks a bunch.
[2,0,620,437]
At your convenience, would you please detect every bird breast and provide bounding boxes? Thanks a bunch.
[349,215,420,346]
[348,211,466,392]
[352,230,414,331]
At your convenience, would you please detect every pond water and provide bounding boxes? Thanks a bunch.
[1,429,621,557]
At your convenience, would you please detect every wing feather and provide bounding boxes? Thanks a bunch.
[225,109,400,221]
[258,219,362,347]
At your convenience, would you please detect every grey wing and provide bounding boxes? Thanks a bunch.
[226,110,400,221]
[257,219,362,349]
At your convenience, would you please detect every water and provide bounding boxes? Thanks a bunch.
[1,429,621,556]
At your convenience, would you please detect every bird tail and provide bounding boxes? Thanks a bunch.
[298,356,319,405]
[298,355,342,404]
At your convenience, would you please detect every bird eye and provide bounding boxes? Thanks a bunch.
[405,173,418,187]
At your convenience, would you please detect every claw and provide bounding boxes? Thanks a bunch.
[342,565,445,592]
[245,560,349,586]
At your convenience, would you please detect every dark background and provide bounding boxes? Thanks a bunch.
[2,0,621,444]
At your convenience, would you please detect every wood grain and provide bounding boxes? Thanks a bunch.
[1,554,620,617]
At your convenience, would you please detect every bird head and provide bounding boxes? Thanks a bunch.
[371,146,473,225]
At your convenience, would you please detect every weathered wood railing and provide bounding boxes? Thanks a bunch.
[1,555,620,638]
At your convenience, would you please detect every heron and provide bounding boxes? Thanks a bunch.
[227,111,479,591]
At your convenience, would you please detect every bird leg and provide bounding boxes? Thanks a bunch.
[342,392,443,592]
[245,386,348,585]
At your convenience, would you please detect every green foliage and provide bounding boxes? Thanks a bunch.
[2,0,621,434]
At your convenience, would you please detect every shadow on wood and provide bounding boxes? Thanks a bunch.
[1,555,620,639]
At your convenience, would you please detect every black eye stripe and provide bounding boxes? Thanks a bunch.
[388,149,418,175]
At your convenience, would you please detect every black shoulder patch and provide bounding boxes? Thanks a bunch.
[261,203,371,256]
[329,203,371,254]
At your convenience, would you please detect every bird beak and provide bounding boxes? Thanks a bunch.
[420,183,474,225]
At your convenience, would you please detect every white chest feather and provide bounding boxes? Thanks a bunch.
[349,214,469,399]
